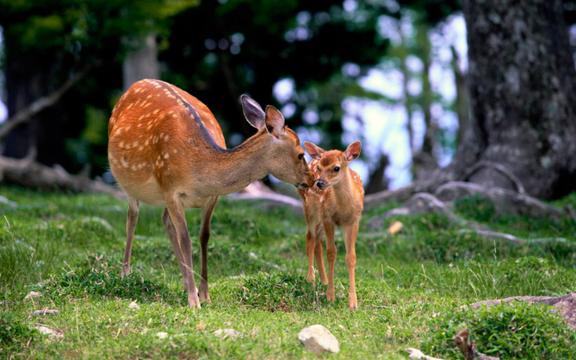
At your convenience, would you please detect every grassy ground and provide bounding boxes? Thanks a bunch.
[1,186,575,359]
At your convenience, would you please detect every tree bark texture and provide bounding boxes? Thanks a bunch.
[122,34,159,90]
[456,0,576,199]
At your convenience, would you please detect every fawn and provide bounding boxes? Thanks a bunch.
[299,141,364,310]
[108,79,313,308]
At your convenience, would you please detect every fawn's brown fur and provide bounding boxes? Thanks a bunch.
[299,141,364,310]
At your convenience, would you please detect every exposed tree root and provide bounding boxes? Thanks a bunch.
[470,293,576,329]
[0,155,123,199]
[434,181,565,221]
[367,192,568,246]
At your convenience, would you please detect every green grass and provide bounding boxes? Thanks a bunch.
[1,186,575,358]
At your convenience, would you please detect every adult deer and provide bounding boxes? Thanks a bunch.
[299,141,364,310]
[108,79,312,308]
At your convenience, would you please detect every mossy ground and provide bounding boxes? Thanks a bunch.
[1,186,575,359]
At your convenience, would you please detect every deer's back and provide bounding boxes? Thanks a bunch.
[108,79,226,204]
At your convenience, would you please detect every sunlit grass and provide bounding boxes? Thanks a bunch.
[1,186,575,358]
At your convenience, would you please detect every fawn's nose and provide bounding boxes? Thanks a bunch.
[315,179,327,189]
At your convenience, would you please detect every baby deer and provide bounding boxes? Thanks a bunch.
[300,141,364,310]
[108,79,312,309]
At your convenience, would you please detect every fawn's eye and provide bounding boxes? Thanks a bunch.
[334,166,340,172]
[298,153,304,160]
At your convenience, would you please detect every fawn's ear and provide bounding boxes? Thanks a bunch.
[240,94,265,130]
[304,142,325,159]
[264,105,285,138]
[344,141,362,161]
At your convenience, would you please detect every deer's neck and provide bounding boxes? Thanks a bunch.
[197,131,272,195]
[332,169,356,205]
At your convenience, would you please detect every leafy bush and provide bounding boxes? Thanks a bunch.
[0,312,37,355]
[238,272,325,312]
[422,302,576,359]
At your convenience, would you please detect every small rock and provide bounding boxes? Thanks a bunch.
[81,217,114,232]
[24,291,42,301]
[128,301,140,310]
[387,221,403,235]
[213,328,241,339]
[156,331,168,339]
[405,347,444,360]
[0,195,17,208]
[32,309,59,316]
[298,324,340,353]
[35,325,64,339]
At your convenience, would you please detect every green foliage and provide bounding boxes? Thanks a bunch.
[422,302,576,359]
[238,272,325,312]
[0,312,37,355]
[44,255,182,305]
[1,187,575,358]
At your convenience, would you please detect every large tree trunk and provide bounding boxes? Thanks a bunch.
[122,34,159,90]
[454,0,576,199]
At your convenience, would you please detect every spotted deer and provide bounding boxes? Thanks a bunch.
[299,141,364,310]
[108,79,312,308]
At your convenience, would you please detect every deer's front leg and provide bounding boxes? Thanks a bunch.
[198,197,218,303]
[343,221,359,310]
[166,198,200,309]
[121,197,139,278]
[323,220,337,302]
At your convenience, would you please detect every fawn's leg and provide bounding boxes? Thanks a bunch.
[166,197,200,309]
[314,224,328,285]
[323,221,337,302]
[121,197,139,278]
[198,196,218,303]
[306,228,316,283]
[343,221,359,310]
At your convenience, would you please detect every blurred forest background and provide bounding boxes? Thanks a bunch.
[0,0,575,199]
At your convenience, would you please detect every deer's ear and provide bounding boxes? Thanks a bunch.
[264,105,285,138]
[240,94,265,129]
[304,142,325,159]
[344,141,361,161]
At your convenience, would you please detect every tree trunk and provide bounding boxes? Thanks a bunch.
[122,34,159,90]
[455,0,576,199]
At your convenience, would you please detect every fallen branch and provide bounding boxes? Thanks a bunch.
[228,181,303,211]
[470,292,576,329]
[0,65,92,140]
[0,155,123,199]
[454,329,500,360]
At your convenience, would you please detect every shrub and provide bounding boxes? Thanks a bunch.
[422,302,576,359]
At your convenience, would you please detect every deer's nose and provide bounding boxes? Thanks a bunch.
[315,179,327,189]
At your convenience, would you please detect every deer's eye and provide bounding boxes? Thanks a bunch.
[298,153,305,160]
[334,166,340,172]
